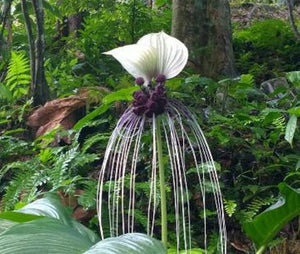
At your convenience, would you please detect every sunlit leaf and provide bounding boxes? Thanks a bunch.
[0,212,42,223]
[287,106,300,117]
[0,219,17,234]
[102,86,139,105]
[83,233,166,254]
[73,104,110,130]
[284,114,297,147]
[243,183,300,250]
[0,218,94,254]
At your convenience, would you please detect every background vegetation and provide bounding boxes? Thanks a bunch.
[0,0,300,253]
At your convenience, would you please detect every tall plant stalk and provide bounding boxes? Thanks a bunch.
[156,115,167,246]
[256,246,266,254]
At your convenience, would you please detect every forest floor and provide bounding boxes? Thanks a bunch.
[231,3,299,27]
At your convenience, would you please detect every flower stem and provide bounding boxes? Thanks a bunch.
[156,115,168,246]
[256,246,266,254]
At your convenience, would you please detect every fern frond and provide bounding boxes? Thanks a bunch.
[49,144,98,191]
[247,196,276,214]
[0,158,45,211]
[1,164,36,211]
[224,199,237,217]
[77,180,97,209]
[0,83,13,102]
[272,115,285,132]
[50,146,80,189]
[238,196,277,223]
[240,74,255,87]
[4,51,31,99]
[82,133,110,153]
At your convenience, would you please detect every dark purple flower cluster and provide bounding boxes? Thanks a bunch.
[132,79,167,117]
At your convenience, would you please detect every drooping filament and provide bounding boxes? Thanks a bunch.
[97,99,227,253]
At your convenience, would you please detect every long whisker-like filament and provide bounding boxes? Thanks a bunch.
[97,99,227,254]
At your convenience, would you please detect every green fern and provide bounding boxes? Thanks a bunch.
[0,83,13,102]
[224,199,237,217]
[82,133,110,154]
[49,146,80,190]
[1,159,41,211]
[77,180,97,209]
[5,51,31,99]
[0,136,99,211]
[237,196,277,223]
[240,74,255,87]
[49,144,98,192]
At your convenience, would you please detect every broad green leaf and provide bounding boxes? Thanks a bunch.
[284,114,297,147]
[15,194,99,243]
[168,248,205,254]
[16,193,72,224]
[73,104,110,130]
[287,106,300,117]
[0,219,17,234]
[243,183,300,250]
[74,86,138,130]
[0,212,42,223]
[102,86,138,105]
[0,218,93,254]
[83,233,166,254]
[286,71,300,86]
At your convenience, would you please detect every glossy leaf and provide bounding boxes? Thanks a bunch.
[0,219,17,234]
[284,114,297,147]
[101,86,139,105]
[74,86,138,131]
[0,196,164,254]
[73,104,110,130]
[0,218,94,254]
[287,106,300,117]
[0,212,42,223]
[243,183,300,250]
[16,194,72,223]
[83,233,166,254]
[168,248,205,254]
[15,194,99,243]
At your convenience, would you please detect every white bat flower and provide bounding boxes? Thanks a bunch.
[99,32,227,254]
[104,31,188,85]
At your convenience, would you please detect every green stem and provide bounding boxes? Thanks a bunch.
[256,246,266,254]
[156,115,167,246]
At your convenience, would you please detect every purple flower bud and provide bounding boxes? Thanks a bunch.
[135,77,145,86]
[156,74,166,83]
[132,84,167,117]
[133,90,148,104]
[155,84,166,95]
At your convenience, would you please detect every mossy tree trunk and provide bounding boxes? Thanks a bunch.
[171,0,236,78]
[31,0,50,106]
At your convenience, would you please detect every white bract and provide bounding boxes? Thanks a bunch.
[104,32,188,85]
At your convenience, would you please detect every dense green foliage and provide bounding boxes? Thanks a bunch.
[0,0,300,253]
[234,19,300,82]
[0,195,166,254]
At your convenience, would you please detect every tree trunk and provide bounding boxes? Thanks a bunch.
[21,0,36,87]
[0,0,12,38]
[0,0,12,56]
[31,0,50,106]
[171,0,236,78]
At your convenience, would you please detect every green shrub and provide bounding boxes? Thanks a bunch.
[233,19,300,82]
